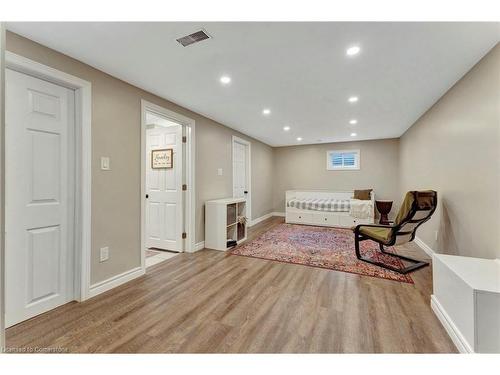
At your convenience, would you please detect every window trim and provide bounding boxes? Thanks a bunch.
[326,149,361,170]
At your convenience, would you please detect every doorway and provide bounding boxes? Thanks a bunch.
[145,112,183,266]
[232,136,251,222]
[140,101,195,270]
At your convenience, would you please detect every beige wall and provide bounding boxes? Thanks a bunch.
[400,44,500,259]
[195,122,274,239]
[6,32,274,284]
[273,139,401,217]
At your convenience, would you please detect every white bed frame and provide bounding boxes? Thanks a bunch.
[285,190,375,228]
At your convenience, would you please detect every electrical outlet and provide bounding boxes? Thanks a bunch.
[217,168,223,176]
[100,246,109,262]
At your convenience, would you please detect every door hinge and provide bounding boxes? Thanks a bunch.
[182,184,187,191]
[182,136,187,143]
[182,232,187,239]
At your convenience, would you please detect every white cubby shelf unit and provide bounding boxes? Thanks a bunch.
[205,197,248,251]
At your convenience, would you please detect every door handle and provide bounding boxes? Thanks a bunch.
[244,191,248,194]
[146,194,149,199]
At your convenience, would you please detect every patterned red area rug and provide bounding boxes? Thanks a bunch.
[231,223,413,283]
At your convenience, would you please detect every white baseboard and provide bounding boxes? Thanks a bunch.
[249,212,286,227]
[431,295,473,353]
[88,266,144,299]
[249,212,273,227]
[194,241,205,251]
[414,236,434,257]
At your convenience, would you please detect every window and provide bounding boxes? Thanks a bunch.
[326,149,360,170]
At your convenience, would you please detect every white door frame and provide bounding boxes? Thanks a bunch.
[4,52,92,301]
[0,22,6,349]
[232,135,252,222]
[140,100,196,270]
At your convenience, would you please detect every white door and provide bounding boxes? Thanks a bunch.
[5,69,75,327]
[145,122,183,252]
[233,139,249,196]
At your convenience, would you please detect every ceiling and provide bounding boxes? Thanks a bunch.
[7,22,499,147]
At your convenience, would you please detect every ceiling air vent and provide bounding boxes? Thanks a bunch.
[176,30,211,47]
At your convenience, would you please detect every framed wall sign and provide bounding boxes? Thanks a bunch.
[151,148,173,169]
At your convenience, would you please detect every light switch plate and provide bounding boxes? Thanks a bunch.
[101,157,110,170]
[100,246,109,262]
[217,168,223,176]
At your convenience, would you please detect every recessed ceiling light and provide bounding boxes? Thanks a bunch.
[297,137,303,141]
[349,119,358,125]
[219,75,231,85]
[350,132,357,137]
[346,45,361,56]
[262,108,271,116]
[283,126,291,131]
[348,96,359,103]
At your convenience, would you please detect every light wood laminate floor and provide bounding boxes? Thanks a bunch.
[6,217,457,353]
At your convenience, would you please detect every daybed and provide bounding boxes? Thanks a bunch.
[285,190,375,228]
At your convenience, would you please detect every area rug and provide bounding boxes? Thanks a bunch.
[230,223,414,283]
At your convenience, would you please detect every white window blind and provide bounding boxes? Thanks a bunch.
[326,150,360,170]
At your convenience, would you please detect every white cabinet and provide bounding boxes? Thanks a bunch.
[432,254,500,353]
[205,198,247,251]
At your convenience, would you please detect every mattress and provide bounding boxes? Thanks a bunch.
[287,198,351,212]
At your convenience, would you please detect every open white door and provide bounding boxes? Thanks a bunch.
[145,120,183,252]
[232,136,251,220]
[5,69,75,327]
